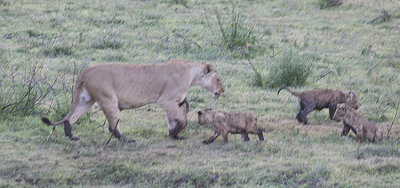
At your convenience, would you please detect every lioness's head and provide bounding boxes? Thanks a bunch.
[198,64,224,98]
[197,108,212,125]
[333,104,347,122]
[345,91,359,110]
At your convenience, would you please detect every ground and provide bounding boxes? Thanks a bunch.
[1,0,400,187]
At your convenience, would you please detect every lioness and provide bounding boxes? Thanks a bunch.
[333,104,382,142]
[42,59,224,141]
[277,86,359,125]
[197,108,264,144]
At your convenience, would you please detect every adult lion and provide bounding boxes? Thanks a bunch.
[42,59,225,142]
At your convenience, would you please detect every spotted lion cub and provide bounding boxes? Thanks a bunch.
[197,108,264,144]
[333,104,383,142]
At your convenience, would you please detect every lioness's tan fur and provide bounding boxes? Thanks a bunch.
[333,104,383,142]
[278,86,359,124]
[197,108,264,144]
[42,59,224,141]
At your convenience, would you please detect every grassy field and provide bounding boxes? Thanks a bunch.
[1,0,400,187]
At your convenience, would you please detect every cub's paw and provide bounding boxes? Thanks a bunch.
[171,135,186,140]
[70,136,80,141]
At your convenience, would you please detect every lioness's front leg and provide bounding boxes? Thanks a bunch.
[159,102,187,140]
[203,131,220,144]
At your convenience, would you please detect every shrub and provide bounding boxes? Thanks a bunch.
[0,61,57,116]
[42,43,73,57]
[368,10,392,24]
[92,29,124,49]
[354,145,400,159]
[316,0,343,9]
[171,0,189,8]
[264,50,312,88]
[215,3,260,57]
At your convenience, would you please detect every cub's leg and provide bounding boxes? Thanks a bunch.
[247,127,264,141]
[355,126,364,142]
[341,125,351,137]
[296,103,306,123]
[241,133,250,142]
[329,104,338,120]
[256,128,264,141]
[203,131,220,144]
[221,130,229,144]
[299,102,316,125]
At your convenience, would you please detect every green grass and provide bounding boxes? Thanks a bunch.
[1,0,400,187]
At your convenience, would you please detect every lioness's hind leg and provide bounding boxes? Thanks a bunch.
[65,96,95,140]
[98,97,133,142]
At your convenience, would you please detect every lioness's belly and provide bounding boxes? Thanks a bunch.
[117,93,159,110]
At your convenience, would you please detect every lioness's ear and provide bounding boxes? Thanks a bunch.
[197,111,202,116]
[204,64,213,74]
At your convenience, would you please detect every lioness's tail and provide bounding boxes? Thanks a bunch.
[41,75,84,127]
[277,86,301,97]
[41,104,75,126]
[41,116,67,126]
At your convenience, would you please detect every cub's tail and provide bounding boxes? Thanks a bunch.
[277,86,301,97]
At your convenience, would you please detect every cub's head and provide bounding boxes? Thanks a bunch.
[197,108,212,125]
[375,129,383,142]
[333,104,347,122]
[345,91,359,110]
[198,64,224,98]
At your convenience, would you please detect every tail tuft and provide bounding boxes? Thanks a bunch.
[41,117,52,126]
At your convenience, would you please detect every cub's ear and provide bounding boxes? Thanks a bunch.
[197,111,203,116]
[204,64,213,74]
[336,104,341,109]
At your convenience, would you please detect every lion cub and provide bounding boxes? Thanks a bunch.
[333,104,383,142]
[197,108,264,144]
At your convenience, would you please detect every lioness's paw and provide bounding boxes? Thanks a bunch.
[202,140,211,144]
[70,136,80,141]
[120,135,135,143]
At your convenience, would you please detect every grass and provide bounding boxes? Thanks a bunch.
[1,0,400,187]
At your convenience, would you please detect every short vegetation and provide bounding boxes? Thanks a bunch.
[1,0,400,187]
[316,0,343,9]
